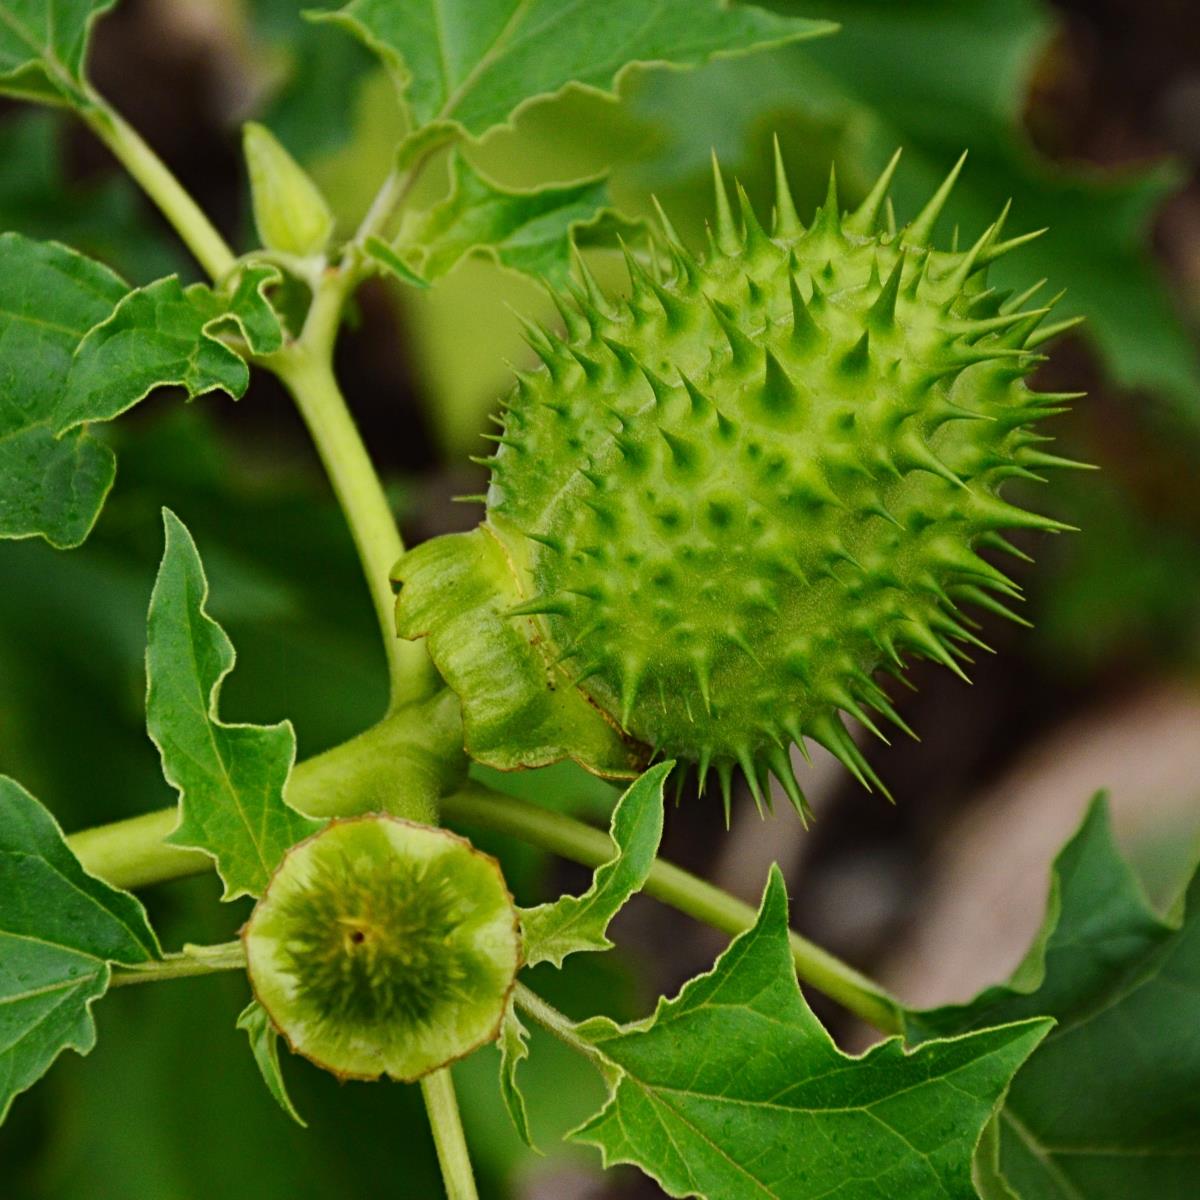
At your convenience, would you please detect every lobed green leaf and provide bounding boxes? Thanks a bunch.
[406,152,633,288]
[0,233,128,547]
[315,0,835,139]
[64,281,246,429]
[907,796,1200,1198]
[521,761,670,968]
[0,234,281,549]
[147,509,321,900]
[0,0,112,106]
[0,775,159,1125]
[572,867,1051,1199]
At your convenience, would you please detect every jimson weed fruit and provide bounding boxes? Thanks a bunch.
[244,817,520,1081]
[396,147,1083,818]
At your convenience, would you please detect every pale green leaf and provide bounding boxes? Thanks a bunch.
[408,152,632,287]
[236,999,307,1127]
[315,0,835,138]
[907,796,1200,1199]
[364,235,430,288]
[497,1000,536,1149]
[521,762,670,968]
[572,867,1051,1200]
[393,524,644,778]
[0,0,113,106]
[0,774,159,1125]
[147,509,321,900]
[0,232,127,547]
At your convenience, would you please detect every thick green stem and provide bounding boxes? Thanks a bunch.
[69,708,451,888]
[69,808,209,890]
[269,339,436,708]
[420,1068,479,1200]
[80,97,236,282]
[443,787,904,1035]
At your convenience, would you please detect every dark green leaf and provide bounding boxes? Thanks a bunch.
[0,237,279,549]
[236,1000,307,1127]
[315,0,834,139]
[64,269,284,429]
[573,867,1050,1200]
[0,0,112,106]
[408,152,632,287]
[907,796,1200,1199]
[147,509,320,900]
[0,774,159,1124]
[0,233,128,547]
[521,762,670,968]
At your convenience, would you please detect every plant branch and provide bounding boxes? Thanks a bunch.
[70,767,903,1033]
[70,807,209,890]
[267,338,437,708]
[79,94,236,282]
[110,941,246,988]
[443,786,905,1035]
[349,127,452,260]
[420,1068,479,1200]
[75,84,433,708]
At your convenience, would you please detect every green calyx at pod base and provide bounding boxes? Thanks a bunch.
[243,817,520,1081]
[394,144,1087,820]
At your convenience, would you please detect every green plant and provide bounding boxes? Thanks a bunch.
[1,3,1197,1199]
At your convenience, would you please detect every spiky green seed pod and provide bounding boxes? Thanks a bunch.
[395,146,1086,818]
[243,817,519,1081]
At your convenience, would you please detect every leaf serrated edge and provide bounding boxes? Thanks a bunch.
[309,3,837,139]
[148,508,311,900]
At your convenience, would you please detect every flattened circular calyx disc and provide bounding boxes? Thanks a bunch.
[244,816,520,1081]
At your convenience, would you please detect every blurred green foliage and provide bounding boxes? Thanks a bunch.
[0,110,182,282]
